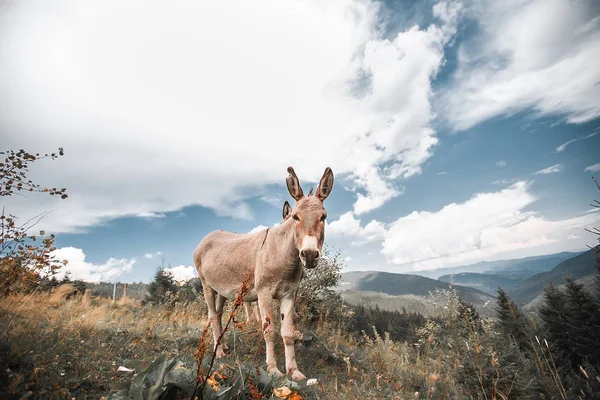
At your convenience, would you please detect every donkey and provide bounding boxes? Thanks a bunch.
[244,200,293,324]
[194,166,334,381]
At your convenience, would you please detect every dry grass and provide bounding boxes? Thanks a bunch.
[0,285,207,399]
[1,285,571,399]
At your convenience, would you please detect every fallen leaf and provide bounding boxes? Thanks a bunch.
[273,386,292,398]
[207,377,221,391]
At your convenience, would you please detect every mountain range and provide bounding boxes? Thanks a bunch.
[339,248,598,314]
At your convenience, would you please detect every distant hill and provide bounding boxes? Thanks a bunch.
[509,248,598,305]
[523,274,598,312]
[339,271,494,313]
[438,273,521,296]
[340,290,436,316]
[415,251,583,279]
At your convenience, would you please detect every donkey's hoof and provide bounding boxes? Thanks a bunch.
[289,370,306,382]
[267,367,284,378]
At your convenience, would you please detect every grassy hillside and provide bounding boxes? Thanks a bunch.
[2,281,598,399]
[510,248,597,305]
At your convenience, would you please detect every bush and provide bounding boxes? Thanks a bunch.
[0,148,69,296]
[176,278,203,303]
[295,245,344,324]
[146,269,179,306]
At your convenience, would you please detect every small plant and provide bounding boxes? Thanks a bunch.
[0,147,69,296]
[146,268,179,306]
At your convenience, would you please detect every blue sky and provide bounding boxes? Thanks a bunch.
[1,0,599,282]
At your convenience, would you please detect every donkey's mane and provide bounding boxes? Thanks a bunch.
[308,186,314,196]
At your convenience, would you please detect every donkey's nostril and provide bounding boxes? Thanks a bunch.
[315,251,320,259]
[300,250,307,258]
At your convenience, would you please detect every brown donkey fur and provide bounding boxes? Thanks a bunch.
[194,167,334,381]
[244,201,294,324]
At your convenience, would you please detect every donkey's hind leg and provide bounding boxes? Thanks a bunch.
[204,287,226,358]
[215,294,229,351]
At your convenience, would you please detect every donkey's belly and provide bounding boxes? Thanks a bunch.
[213,286,258,302]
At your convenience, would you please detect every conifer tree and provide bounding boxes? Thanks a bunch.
[495,287,532,353]
[146,268,178,305]
[538,283,569,359]
[563,277,600,368]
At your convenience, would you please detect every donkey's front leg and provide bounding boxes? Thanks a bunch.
[280,294,306,381]
[257,292,283,377]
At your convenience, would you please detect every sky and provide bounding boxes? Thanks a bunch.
[1,0,599,283]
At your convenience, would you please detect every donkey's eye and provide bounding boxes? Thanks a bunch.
[292,214,300,222]
[320,214,327,222]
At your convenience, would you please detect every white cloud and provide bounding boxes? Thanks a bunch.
[584,163,600,172]
[491,178,516,185]
[556,131,598,152]
[495,161,507,167]
[260,195,283,207]
[535,164,564,175]
[52,247,135,282]
[443,0,600,131]
[136,212,166,219]
[248,225,269,234]
[555,139,577,153]
[380,182,600,270]
[344,256,353,262]
[144,251,162,259]
[327,211,386,245]
[0,0,462,233]
[164,265,197,283]
[353,167,402,215]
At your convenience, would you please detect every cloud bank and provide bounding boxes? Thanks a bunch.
[52,247,135,282]
[442,0,600,131]
[0,0,463,233]
[329,181,600,271]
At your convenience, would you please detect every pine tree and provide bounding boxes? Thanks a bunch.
[594,246,600,301]
[495,287,532,353]
[563,277,600,368]
[146,268,178,305]
[538,283,570,359]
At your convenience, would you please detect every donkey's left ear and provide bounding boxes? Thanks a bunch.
[286,166,304,201]
[282,201,292,221]
[316,167,334,202]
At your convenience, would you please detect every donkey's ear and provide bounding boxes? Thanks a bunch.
[316,167,334,202]
[282,201,292,221]
[286,166,304,201]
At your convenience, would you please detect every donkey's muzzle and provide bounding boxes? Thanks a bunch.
[300,249,320,269]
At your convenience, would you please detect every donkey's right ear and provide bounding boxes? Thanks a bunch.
[282,201,292,221]
[286,166,304,201]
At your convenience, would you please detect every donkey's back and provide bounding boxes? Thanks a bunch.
[194,229,265,299]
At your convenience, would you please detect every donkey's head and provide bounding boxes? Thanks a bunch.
[285,166,334,269]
